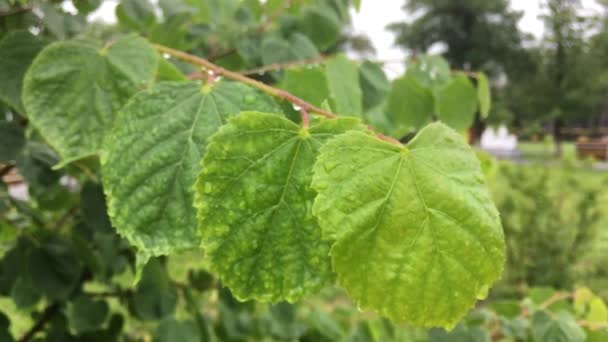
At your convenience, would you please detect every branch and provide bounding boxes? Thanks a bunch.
[0,164,15,178]
[154,44,338,120]
[154,44,403,145]
[18,303,60,342]
[240,56,328,75]
[0,6,31,18]
[52,206,79,230]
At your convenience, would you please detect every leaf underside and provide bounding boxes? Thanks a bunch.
[102,82,281,257]
[312,122,505,328]
[195,112,364,302]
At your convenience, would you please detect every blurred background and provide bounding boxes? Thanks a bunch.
[1,0,608,341]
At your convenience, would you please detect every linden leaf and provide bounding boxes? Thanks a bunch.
[434,75,478,131]
[312,122,505,328]
[195,112,364,302]
[23,34,158,165]
[477,72,491,118]
[0,30,46,113]
[102,82,281,256]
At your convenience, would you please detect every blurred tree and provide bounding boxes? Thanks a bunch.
[387,0,527,77]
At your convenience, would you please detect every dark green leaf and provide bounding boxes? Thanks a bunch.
[0,122,25,163]
[27,237,81,300]
[80,182,112,233]
[102,81,281,256]
[23,35,159,164]
[359,61,390,111]
[154,319,200,342]
[72,0,101,14]
[297,7,341,51]
[67,296,109,334]
[129,258,177,320]
[0,31,46,113]
[10,277,40,309]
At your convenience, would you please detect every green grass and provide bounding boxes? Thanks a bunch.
[518,141,577,161]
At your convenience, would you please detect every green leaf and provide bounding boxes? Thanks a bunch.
[0,122,25,163]
[280,66,329,108]
[16,142,61,187]
[477,73,491,118]
[261,34,319,68]
[434,75,478,131]
[529,287,556,306]
[359,61,390,111]
[10,277,40,309]
[353,0,362,11]
[531,311,586,342]
[325,54,363,116]
[195,112,364,302]
[129,258,177,320]
[40,3,86,40]
[102,81,280,256]
[80,182,112,233]
[72,0,101,14]
[311,123,505,328]
[156,58,189,82]
[116,0,157,31]
[67,296,109,334]
[297,7,341,51]
[27,237,82,300]
[587,329,608,342]
[491,301,521,319]
[155,319,200,342]
[23,35,158,165]
[0,31,46,113]
[406,55,451,89]
[386,75,433,132]
[0,311,11,342]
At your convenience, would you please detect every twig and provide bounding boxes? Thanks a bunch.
[0,164,15,178]
[154,44,338,120]
[52,206,79,230]
[540,292,573,309]
[0,6,31,18]
[154,44,404,146]
[240,56,328,75]
[18,303,60,342]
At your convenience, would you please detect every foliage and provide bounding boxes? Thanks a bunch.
[387,0,527,77]
[489,161,608,299]
[0,0,506,339]
[380,55,490,136]
[433,287,608,341]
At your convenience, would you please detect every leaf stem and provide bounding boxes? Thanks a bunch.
[239,55,328,75]
[300,108,310,128]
